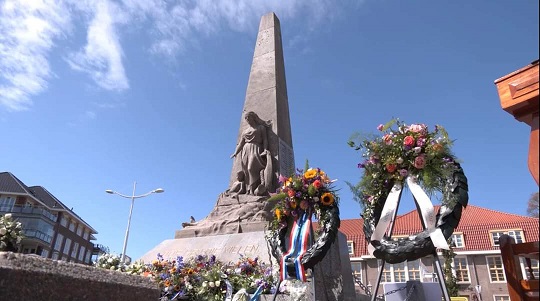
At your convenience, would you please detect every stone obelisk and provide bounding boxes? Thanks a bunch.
[229,12,295,188]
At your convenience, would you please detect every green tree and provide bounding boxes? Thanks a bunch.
[442,239,459,297]
[527,192,539,218]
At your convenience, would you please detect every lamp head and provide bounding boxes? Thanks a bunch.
[153,188,165,193]
[105,190,114,194]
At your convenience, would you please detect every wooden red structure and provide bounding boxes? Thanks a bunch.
[495,60,539,185]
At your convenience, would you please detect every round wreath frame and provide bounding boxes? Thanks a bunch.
[268,204,341,276]
[364,162,469,264]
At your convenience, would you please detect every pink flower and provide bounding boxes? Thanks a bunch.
[403,136,415,147]
[383,134,393,145]
[416,137,426,147]
[313,179,322,189]
[414,155,426,169]
[409,124,427,135]
[377,124,384,131]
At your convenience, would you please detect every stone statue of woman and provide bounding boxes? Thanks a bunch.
[230,111,273,196]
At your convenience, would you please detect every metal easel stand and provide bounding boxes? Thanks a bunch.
[369,193,451,301]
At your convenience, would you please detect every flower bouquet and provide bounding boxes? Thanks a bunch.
[0,213,24,252]
[267,163,340,282]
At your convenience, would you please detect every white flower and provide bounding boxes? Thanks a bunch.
[202,281,208,288]
[214,280,220,287]
[4,214,12,219]
[396,157,404,164]
[0,228,6,235]
[209,281,215,288]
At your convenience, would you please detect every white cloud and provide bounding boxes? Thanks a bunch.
[66,0,129,92]
[0,0,70,111]
[1,0,360,111]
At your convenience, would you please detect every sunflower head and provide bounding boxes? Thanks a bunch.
[321,192,335,206]
[304,169,318,180]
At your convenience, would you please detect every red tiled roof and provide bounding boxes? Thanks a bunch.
[339,205,540,257]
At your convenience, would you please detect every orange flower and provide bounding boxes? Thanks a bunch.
[321,192,334,206]
[289,200,297,209]
[275,208,282,220]
[386,164,397,173]
[287,189,295,197]
[164,280,171,287]
[432,143,443,152]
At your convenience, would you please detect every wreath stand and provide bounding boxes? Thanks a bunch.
[369,192,451,301]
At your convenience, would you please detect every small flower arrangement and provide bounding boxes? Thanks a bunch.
[139,254,275,300]
[268,165,339,234]
[94,253,125,271]
[347,119,459,220]
[0,213,24,252]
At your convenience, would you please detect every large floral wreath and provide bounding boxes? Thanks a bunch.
[267,165,340,281]
[348,119,468,263]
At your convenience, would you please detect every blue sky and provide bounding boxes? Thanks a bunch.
[1,0,538,262]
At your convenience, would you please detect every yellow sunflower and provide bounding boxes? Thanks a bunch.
[321,192,335,206]
[304,169,318,179]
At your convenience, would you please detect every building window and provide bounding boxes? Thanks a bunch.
[41,249,49,258]
[453,256,470,283]
[83,230,90,240]
[407,261,421,280]
[451,233,465,248]
[520,258,539,280]
[380,260,422,282]
[76,224,83,236]
[79,246,86,261]
[490,229,524,246]
[0,196,15,211]
[69,220,76,232]
[85,251,91,264]
[60,216,68,227]
[487,256,506,282]
[71,242,79,258]
[63,238,72,255]
[347,241,354,255]
[54,234,64,251]
[493,295,510,301]
[351,261,362,280]
[51,252,59,260]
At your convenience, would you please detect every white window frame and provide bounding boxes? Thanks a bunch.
[451,233,465,248]
[452,256,471,283]
[490,229,525,246]
[486,255,506,283]
[379,260,422,283]
[347,241,354,255]
[520,258,539,280]
[493,295,510,301]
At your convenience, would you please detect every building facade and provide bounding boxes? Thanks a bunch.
[340,205,539,301]
[0,172,101,264]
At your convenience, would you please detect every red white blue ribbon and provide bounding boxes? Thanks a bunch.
[280,210,313,282]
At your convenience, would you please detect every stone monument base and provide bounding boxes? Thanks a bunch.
[140,231,356,301]
[0,251,159,301]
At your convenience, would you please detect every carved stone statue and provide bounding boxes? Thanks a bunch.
[230,111,273,196]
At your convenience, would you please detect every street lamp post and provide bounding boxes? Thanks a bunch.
[106,181,164,264]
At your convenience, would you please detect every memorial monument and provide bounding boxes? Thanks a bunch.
[140,12,355,300]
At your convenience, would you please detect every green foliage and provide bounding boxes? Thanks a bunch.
[442,239,459,297]
[347,120,460,220]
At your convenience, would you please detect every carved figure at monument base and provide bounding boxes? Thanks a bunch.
[230,111,273,196]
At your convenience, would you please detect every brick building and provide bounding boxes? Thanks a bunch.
[0,172,101,264]
[340,205,539,301]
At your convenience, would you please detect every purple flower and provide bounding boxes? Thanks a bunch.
[399,169,408,177]
[377,124,384,131]
[357,162,365,168]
